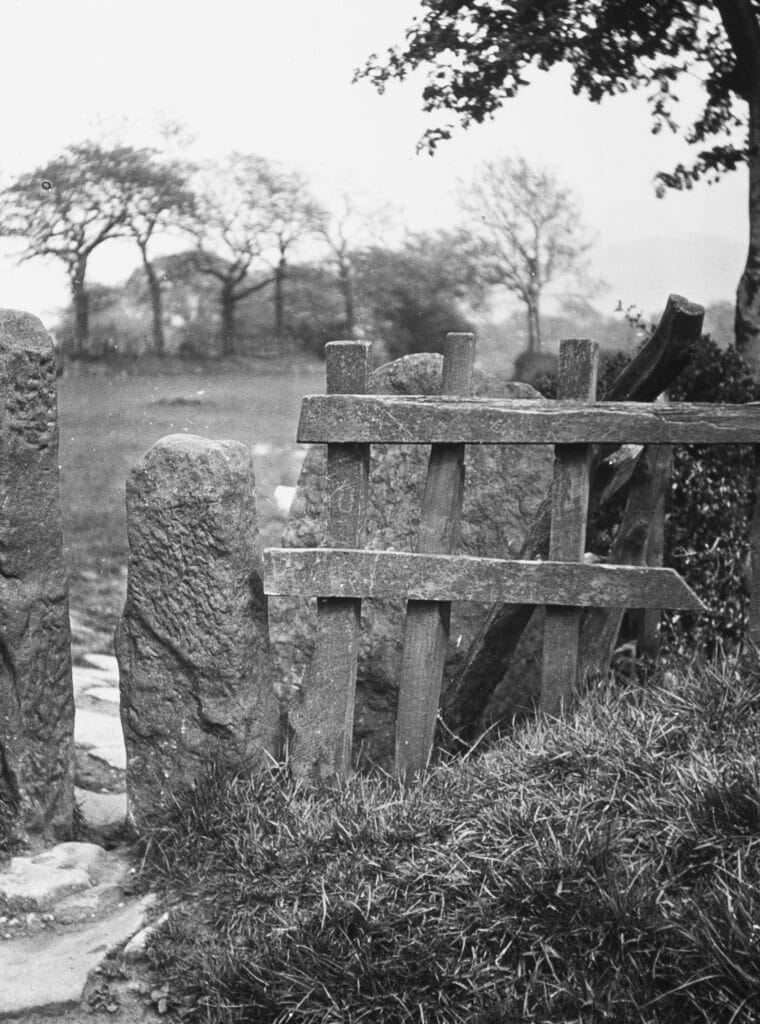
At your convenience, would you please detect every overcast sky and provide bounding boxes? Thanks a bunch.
[0,0,748,327]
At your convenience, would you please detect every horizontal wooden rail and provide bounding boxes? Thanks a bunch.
[263,548,703,611]
[298,396,760,446]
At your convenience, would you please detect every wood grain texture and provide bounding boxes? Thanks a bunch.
[298,395,760,446]
[541,340,598,717]
[290,340,371,782]
[262,548,703,610]
[579,444,674,677]
[441,295,704,739]
[396,333,475,780]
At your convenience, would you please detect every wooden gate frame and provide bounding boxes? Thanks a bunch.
[264,334,760,782]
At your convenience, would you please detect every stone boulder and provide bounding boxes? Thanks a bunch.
[0,310,74,844]
[268,353,553,768]
[116,435,280,827]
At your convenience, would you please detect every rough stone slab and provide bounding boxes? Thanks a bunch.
[0,310,74,843]
[116,435,280,827]
[0,842,107,912]
[72,665,115,700]
[84,686,120,706]
[82,653,118,676]
[74,788,127,842]
[0,896,152,1017]
[269,353,554,767]
[74,709,127,771]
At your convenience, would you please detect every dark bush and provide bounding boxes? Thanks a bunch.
[533,337,760,655]
[665,337,760,655]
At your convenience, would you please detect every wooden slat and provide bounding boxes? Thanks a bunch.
[289,340,371,781]
[298,395,760,446]
[580,444,674,677]
[396,333,475,780]
[541,340,598,716]
[262,549,704,611]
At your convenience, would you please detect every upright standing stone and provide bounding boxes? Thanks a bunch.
[0,310,74,844]
[268,353,554,769]
[116,435,279,828]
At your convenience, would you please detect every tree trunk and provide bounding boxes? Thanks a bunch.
[220,285,236,357]
[274,257,286,338]
[339,257,355,335]
[526,292,541,353]
[71,260,88,357]
[735,89,760,372]
[142,252,165,357]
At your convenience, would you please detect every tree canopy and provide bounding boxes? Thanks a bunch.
[361,1,751,186]
[0,142,138,352]
[361,1,760,368]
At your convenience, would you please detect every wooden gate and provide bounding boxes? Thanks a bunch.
[264,334,760,781]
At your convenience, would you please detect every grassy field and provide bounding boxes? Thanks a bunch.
[57,355,326,642]
[136,658,760,1023]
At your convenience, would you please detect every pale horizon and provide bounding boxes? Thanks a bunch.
[0,0,748,331]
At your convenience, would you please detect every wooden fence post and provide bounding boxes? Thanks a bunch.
[290,340,371,781]
[541,339,599,716]
[395,334,475,780]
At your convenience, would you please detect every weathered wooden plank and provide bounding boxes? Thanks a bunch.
[541,339,598,717]
[298,394,760,446]
[262,548,704,611]
[580,444,674,677]
[441,294,705,740]
[289,340,371,782]
[396,333,475,780]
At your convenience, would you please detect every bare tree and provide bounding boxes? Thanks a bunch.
[318,192,400,335]
[0,142,135,354]
[263,168,325,338]
[460,156,594,353]
[121,151,196,356]
[188,154,279,356]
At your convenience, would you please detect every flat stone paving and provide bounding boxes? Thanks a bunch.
[0,646,155,1020]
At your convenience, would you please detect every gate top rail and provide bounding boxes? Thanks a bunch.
[298,395,760,446]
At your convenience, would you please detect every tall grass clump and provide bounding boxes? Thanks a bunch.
[137,657,760,1023]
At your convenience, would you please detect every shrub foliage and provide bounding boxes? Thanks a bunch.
[536,338,760,654]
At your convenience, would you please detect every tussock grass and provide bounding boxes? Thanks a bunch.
[138,658,760,1023]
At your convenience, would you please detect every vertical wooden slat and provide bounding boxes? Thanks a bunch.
[541,339,599,716]
[579,442,673,676]
[396,334,475,780]
[290,340,371,781]
[638,445,672,659]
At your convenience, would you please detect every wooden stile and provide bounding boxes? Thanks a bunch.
[395,334,475,780]
[261,300,735,780]
[541,339,599,716]
[289,340,371,781]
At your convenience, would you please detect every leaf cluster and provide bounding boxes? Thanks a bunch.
[359,1,752,189]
